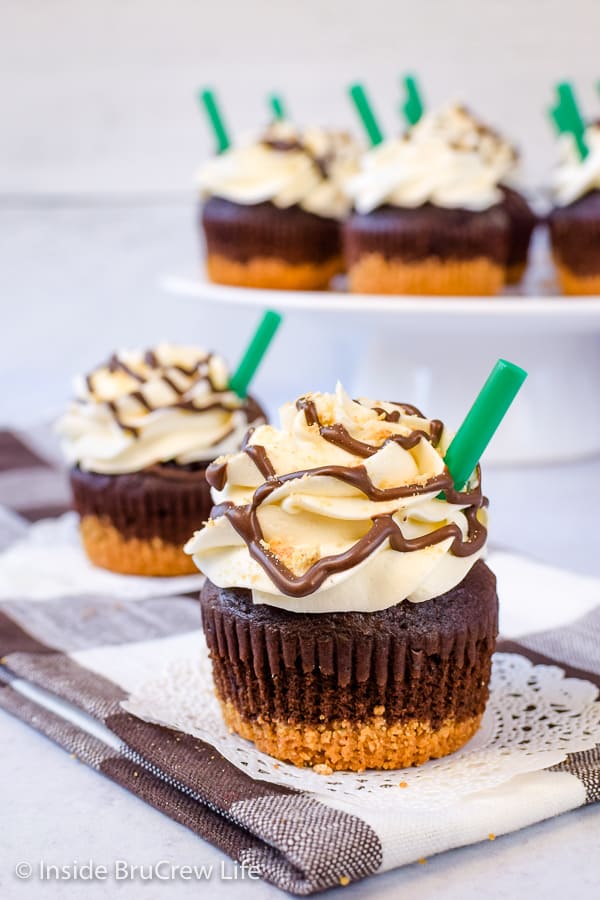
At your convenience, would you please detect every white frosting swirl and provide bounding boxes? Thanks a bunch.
[348,103,517,214]
[57,343,264,474]
[551,124,600,206]
[185,384,487,613]
[197,121,361,220]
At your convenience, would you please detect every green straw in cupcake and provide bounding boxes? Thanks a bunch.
[269,94,287,121]
[549,82,589,160]
[197,88,230,154]
[348,83,384,146]
[443,359,528,491]
[229,310,283,399]
[402,74,424,126]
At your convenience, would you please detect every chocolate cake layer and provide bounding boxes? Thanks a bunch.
[548,190,600,275]
[343,203,509,266]
[71,462,213,546]
[500,186,537,270]
[201,197,341,265]
[200,560,498,729]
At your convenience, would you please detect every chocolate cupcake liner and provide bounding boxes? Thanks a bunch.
[70,464,213,548]
[200,561,498,731]
[549,190,600,281]
[500,186,538,277]
[343,203,510,269]
[201,197,342,266]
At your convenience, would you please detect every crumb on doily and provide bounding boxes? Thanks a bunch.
[339,875,351,886]
[313,764,334,776]
[399,781,409,788]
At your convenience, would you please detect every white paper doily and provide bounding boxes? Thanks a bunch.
[123,639,600,811]
[0,512,204,601]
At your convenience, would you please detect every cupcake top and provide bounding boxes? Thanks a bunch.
[185,383,487,613]
[551,123,600,206]
[348,103,518,214]
[57,343,264,475]
[197,120,361,220]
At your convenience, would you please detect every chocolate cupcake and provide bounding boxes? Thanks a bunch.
[198,121,360,290]
[344,104,530,295]
[548,125,600,294]
[500,186,538,285]
[57,344,265,576]
[186,385,497,771]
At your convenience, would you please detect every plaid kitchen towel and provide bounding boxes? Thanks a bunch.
[0,427,599,894]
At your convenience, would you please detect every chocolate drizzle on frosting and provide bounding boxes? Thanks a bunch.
[296,397,444,456]
[205,397,487,598]
[81,348,256,438]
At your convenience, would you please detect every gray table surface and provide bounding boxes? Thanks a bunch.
[1,200,599,898]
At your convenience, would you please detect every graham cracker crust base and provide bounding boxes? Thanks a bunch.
[347,253,504,296]
[205,253,344,290]
[219,698,482,771]
[555,263,600,295]
[79,515,197,576]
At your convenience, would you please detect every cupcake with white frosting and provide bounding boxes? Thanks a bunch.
[548,123,600,294]
[57,344,265,576]
[185,384,497,771]
[344,103,532,294]
[198,120,361,290]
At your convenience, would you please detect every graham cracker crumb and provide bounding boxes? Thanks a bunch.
[373,705,385,716]
[79,515,197,576]
[488,833,496,840]
[206,253,344,291]
[313,764,334,776]
[399,781,409,788]
[348,252,504,296]
[418,858,427,865]
[218,699,482,771]
[339,875,351,886]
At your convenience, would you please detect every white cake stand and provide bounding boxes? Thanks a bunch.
[163,236,600,464]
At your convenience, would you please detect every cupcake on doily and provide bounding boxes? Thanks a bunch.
[198,120,361,290]
[185,384,498,771]
[344,104,535,294]
[57,344,265,576]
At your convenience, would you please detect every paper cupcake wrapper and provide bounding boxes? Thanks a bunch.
[201,196,342,266]
[70,464,213,548]
[200,562,498,729]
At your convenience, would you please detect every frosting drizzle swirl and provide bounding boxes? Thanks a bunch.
[185,384,488,613]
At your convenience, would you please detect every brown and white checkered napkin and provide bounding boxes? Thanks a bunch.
[0,428,598,894]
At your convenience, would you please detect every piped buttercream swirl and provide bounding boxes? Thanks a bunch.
[197,121,361,220]
[348,103,518,214]
[551,123,600,206]
[57,343,264,474]
[185,384,487,613]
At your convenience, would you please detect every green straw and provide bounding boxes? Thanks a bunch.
[229,310,283,398]
[402,74,424,126]
[269,94,286,121]
[198,88,230,154]
[348,83,384,146]
[443,359,528,491]
[553,82,589,159]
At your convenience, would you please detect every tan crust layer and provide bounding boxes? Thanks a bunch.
[79,515,197,576]
[219,698,482,771]
[555,263,600,296]
[505,262,527,285]
[205,253,344,290]
[347,253,504,296]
